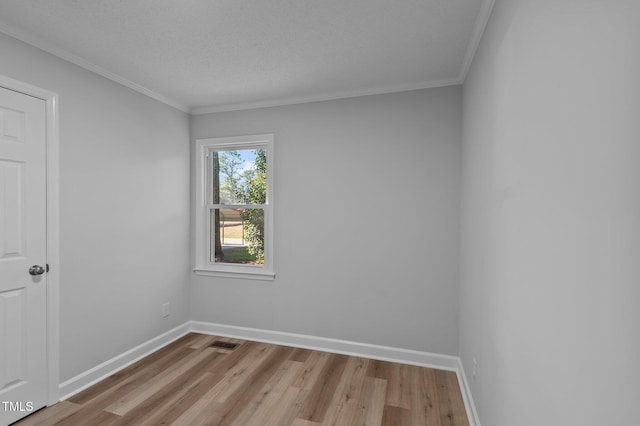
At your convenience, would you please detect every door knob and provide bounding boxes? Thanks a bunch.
[29,265,45,276]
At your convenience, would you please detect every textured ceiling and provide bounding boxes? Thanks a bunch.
[0,0,493,113]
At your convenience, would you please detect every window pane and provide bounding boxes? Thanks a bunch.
[212,148,267,205]
[211,208,265,265]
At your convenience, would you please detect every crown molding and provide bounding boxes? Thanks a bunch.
[0,21,190,113]
[1,0,494,117]
[190,77,462,115]
[458,0,496,83]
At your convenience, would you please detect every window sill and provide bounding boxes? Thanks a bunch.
[193,267,275,281]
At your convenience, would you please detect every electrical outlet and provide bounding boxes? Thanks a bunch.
[472,356,478,380]
[162,302,170,318]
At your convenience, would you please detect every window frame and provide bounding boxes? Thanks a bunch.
[194,134,274,280]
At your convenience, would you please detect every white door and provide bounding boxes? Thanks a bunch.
[0,86,48,425]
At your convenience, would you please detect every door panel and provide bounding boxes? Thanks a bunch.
[0,288,27,386]
[0,160,25,259]
[0,86,47,425]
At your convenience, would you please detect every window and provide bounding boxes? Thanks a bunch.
[194,134,274,280]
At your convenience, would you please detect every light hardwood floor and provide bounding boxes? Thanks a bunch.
[15,333,469,425]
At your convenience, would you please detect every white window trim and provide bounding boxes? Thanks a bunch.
[194,134,275,281]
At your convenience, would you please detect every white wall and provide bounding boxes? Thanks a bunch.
[460,1,640,424]
[0,33,192,382]
[191,87,462,355]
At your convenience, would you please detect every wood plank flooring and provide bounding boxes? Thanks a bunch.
[15,333,469,426]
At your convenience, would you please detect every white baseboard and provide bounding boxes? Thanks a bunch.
[455,359,482,426]
[58,322,191,400]
[57,320,480,425]
[190,320,460,371]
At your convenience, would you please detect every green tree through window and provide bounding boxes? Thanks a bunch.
[213,148,267,264]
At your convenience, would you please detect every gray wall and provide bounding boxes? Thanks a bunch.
[191,87,462,356]
[460,0,640,424]
[0,33,192,382]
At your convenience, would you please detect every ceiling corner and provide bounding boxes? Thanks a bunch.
[0,21,190,113]
[457,0,496,83]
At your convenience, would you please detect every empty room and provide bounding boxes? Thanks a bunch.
[1,1,639,425]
